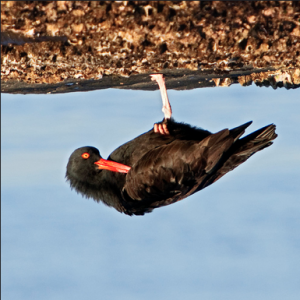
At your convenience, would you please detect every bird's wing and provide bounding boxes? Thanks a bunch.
[196,124,277,191]
[122,128,235,213]
[108,119,212,167]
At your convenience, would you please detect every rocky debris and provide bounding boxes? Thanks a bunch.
[239,68,300,89]
[1,1,300,92]
[2,67,299,95]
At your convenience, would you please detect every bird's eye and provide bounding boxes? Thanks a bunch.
[81,153,90,159]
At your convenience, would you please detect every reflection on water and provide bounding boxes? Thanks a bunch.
[2,85,300,300]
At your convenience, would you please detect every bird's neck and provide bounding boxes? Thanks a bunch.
[71,170,126,213]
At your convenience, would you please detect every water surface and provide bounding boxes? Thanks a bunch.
[2,85,300,300]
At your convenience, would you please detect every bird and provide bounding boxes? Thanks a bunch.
[66,74,277,216]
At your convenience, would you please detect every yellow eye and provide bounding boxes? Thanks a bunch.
[81,153,90,159]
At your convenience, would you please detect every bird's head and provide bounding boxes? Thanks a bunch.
[66,146,131,185]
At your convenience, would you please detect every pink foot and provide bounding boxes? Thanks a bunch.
[154,122,169,135]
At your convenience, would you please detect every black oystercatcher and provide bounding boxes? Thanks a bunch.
[66,74,277,216]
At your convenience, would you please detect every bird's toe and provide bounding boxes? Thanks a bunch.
[154,122,169,135]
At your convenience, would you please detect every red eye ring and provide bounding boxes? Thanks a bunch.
[81,153,90,159]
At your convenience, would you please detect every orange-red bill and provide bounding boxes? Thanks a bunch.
[94,158,131,173]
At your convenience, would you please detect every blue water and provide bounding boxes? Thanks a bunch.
[2,84,300,300]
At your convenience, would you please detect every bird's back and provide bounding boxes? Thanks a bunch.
[118,121,277,215]
[108,118,212,166]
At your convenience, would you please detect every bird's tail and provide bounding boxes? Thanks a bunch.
[200,123,277,189]
[233,123,277,156]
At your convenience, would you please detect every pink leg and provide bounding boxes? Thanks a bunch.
[150,74,172,119]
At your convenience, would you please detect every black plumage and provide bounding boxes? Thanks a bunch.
[66,118,277,216]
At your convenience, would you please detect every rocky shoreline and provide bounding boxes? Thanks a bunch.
[1,1,300,93]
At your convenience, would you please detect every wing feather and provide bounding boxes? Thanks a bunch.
[123,128,235,206]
